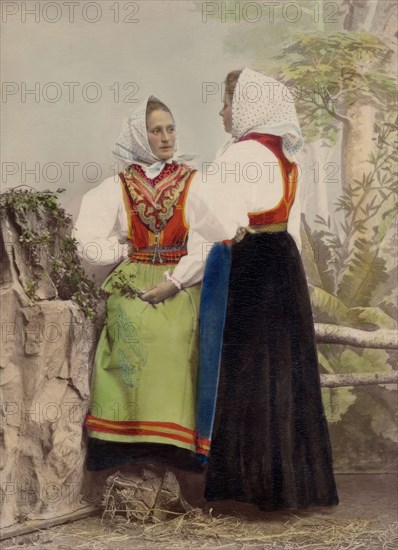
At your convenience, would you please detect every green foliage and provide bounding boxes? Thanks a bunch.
[335,114,398,235]
[319,346,397,452]
[275,32,395,144]
[309,285,348,324]
[317,349,335,374]
[51,235,106,319]
[305,215,343,294]
[308,244,395,329]
[24,278,39,302]
[0,186,62,218]
[336,114,398,306]
[337,238,390,308]
[303,109,397,467]
[322,386,356,423]
[107,270,142,299]
[346,307,397,330]
[0,188,103,319]
[304,112,397,315]
[328,385,397,471]
[338,349,392,374]
[362,391,398,444]
[276,30,397,374]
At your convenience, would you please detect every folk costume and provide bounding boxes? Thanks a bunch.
[75,97,201,471]
[173,70,339,509]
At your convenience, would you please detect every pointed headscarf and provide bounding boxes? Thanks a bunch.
[112,95,195,178]
[231,69,303,157]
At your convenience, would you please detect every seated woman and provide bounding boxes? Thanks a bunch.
[75,96,202,472]
[143,69,339,511]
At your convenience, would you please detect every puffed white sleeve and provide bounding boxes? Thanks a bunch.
[170,174,212,287]
[199,143,303,251]
[73,176,129,268]
[172,144,264,287]
[172,141,301,287]
[172,147,256,288]
[287,175,302,252]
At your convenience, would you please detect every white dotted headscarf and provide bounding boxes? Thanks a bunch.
[112,95,196,178]
[231,69,303,156]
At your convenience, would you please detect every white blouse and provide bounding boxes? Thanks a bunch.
[173,140,302,286]
[74,175,128,270]
[74,141,301,287]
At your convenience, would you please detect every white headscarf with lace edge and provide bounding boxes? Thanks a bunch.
[112,95,196,179]
[230,69,303,158]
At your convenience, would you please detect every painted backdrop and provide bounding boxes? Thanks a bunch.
[1,0,397,472]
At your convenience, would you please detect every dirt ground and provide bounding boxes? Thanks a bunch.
[2,473,397,550]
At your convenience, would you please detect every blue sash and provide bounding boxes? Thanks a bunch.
[195,242,232,462]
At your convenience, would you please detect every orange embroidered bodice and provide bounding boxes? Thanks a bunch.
[238,133,298,226]
[120,162,196,264]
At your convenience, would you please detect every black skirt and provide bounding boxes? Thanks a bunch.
[204,232,339,510]
[86,439,203,472]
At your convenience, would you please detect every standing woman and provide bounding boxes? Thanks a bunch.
[146,69,339,510]
[75,96,202,471]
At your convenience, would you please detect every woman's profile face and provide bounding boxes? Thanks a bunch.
[146,110,176,160]
[219,93,233,133]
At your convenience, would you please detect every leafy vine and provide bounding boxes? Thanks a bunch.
[0,187,104,319]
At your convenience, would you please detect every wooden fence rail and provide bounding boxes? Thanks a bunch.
[315,323,398,350]
[315,323,398,387]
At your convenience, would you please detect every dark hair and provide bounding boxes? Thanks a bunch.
[146,98,173,122]
[225,70,242,98]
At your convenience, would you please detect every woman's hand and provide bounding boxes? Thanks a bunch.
[140,281,179,304]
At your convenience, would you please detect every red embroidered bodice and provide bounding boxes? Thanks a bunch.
[238,133,298,226]
[120,162,196,264]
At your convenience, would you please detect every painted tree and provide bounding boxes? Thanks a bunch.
[274,32,395,191]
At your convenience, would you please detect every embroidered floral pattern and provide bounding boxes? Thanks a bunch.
[118,349,141,388]
[123,163,193,233]
[116,305,148,366]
